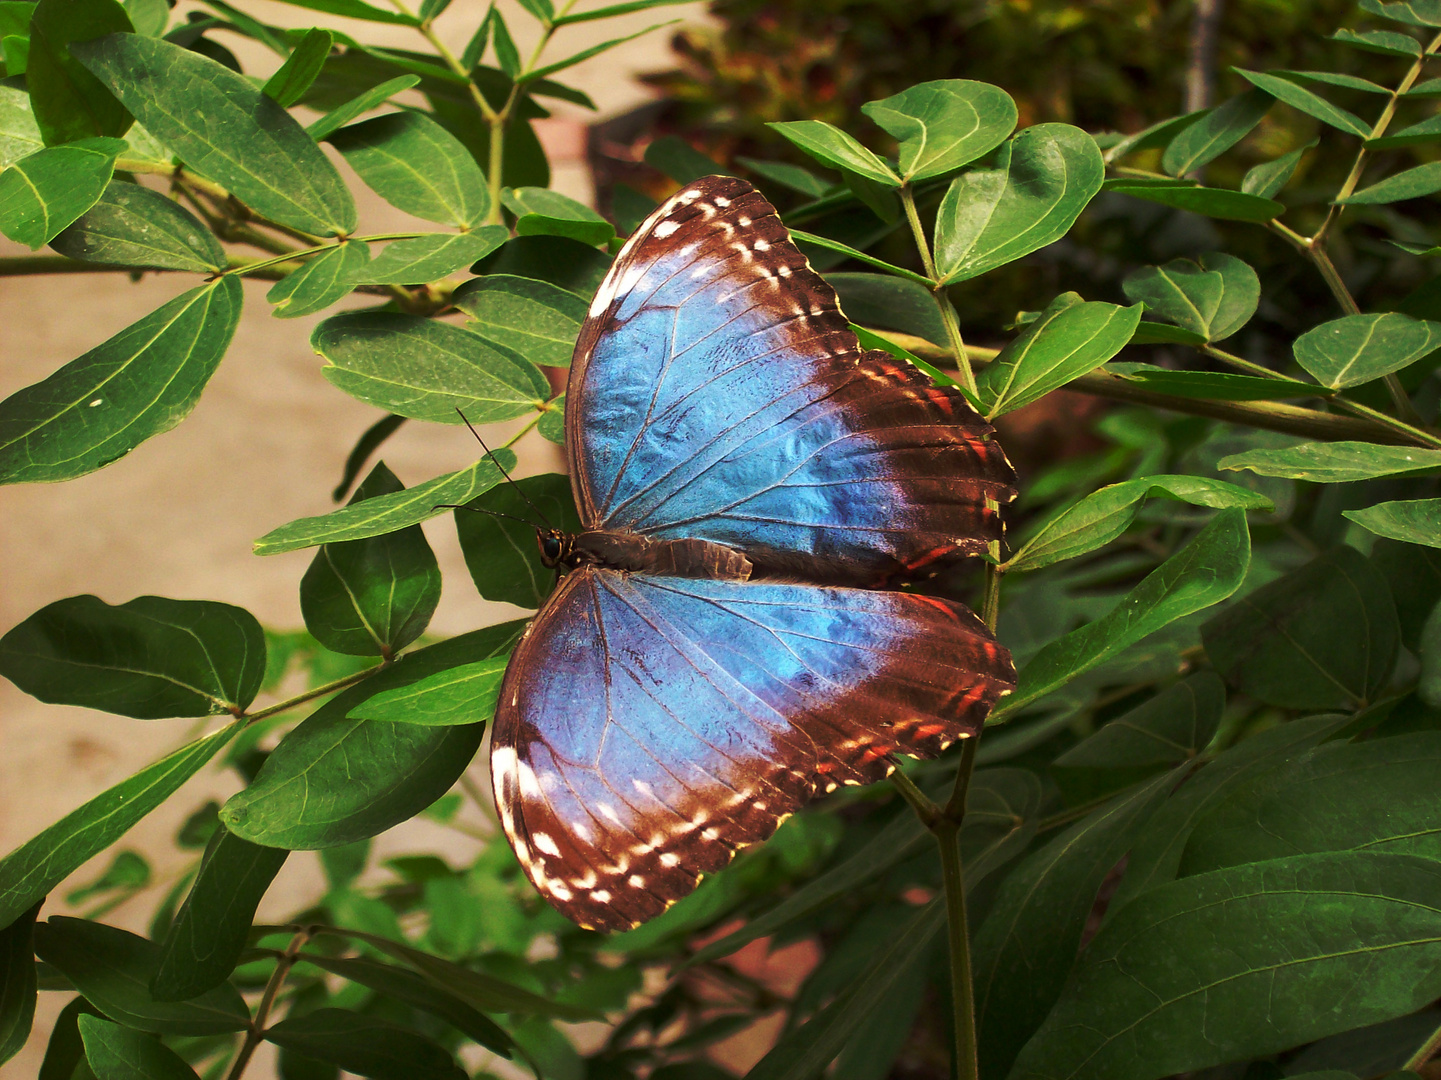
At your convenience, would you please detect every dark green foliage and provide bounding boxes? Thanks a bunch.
[2,3,1441,1077]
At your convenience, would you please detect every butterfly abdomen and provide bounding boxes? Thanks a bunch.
[572,530,753,580]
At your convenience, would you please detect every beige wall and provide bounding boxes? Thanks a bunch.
[0,2,708,1074]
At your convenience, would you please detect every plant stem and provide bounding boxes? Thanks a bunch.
[1332,396,1441,449]
[225,927,313,1080]
[889,767,941,826]
[1404,1017,1441,1071]
[1200,343,1293,381]
[898,185,978,396]
[936,816,979,1080]
[241,664,386,724]
[222,232,428,279]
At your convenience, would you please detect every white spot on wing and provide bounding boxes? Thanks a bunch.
[653,219,679,238]
[533,832,561,857]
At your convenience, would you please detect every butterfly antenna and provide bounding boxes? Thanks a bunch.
[455,409,556,530]
[433,504,543,528]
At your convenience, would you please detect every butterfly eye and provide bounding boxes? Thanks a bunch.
[540,535,563,563]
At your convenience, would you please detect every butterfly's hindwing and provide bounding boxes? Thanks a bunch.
[493,568,1014,931]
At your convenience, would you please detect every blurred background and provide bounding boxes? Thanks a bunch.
[3,0,1436,1073]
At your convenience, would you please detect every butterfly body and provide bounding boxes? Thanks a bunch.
[492,175,1019,932]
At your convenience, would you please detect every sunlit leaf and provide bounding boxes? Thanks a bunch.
[860,78,1016,181]
[1344,498,1441,548]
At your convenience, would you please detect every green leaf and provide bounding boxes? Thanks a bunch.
[151,829,287,1001]
[451,274,586,368]
[475,234,611,297]
[121,0,166,36]
[0,136,124,248]
[1362,0,1441,25]
[0,593,266,717]
[347,657,508,725]
[1104,178,1284,220]
[737,155,833,198]
[995,509,1251,721]
[0,81,43,169]
[489,7,520,78]
[1054,672,1225,771]
[853,324,956,386]
[860,78,1017,182]
[1183,732,1441,876]
[268,240,367,318]
[1104,108,1211,162]
[317,925,598,1019]
[538,394,564,444]
[300,461,440,656]
[75,34,355,235]
[1007,475,1269,573]
[262,27,331,107]
[1009,853,1441,1080]
[768,119,900,187]
[219,624,523,847]
[65,850,149,908]
[347,228,505,285]
[313,312,548,424]
[262,1009,465,1080]
[976,293,1142,417]
[0,722,239,929]
[1161,87,1273,176]
[0,901,40,1066]
[1332,27,1422,55]
[78,1015,199,1080]
[50,180,224,271]
[551,0,692,26]
[1372,540,1441,653]
[289,953,512,1057]
[262,0,418,25]
[974,770,1179,1080]
[34,918,249,1035]
[1341,161,1441,204]
[304,74,420,142]
[1220,440,1441,481]
[1292,312,1441,389]
[26,0,132,145]
[1121,252,1259,342]
[1108,364,1322,400]
[1278,69,1392,93]
[1107,714,1353,916]
[692,768,1041,966]
[329,111,490,229]
[1203,545,1399,709]
[253,451,515,554]
[1407,75,1441,95]
[934,123,1103,284]
[787,228,933,286]
[1241,140,1317,198]
[1344,498,1441,548]
[642,134,728,185]
[745,901,943,1080]
[1,34,25,77]
[1234,69,1370,136]
[454,472,580,609]
[523,19,678,82]
[828,273,947,347]
[1368,112,1441,148]
[504,186,614,246]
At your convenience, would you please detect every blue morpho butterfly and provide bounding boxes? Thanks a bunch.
[486,175,1018,932]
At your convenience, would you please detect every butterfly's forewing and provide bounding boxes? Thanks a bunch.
[492,567,1014,931]
[567,175,1017,585]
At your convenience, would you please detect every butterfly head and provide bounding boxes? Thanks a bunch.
[537,529,576,569]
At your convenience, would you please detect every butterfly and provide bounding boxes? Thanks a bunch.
[489,175,1018,932]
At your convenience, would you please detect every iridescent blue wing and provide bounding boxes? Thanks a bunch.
[491,566,1013,931]
[566,175,1016,584]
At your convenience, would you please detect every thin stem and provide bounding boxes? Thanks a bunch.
[502,408,546,448]
[242,664,386,724]
[889,768,941,827]
[936,819,979,1080]
[1312,29,1441,246]
[222,233,429,279]
[1404,1017,1441,1071]
[1332,396,1441,449]
[225,927,313,1080]
[898,185,978,397]
[1201,344,1294,381]
[942,737,980,822]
